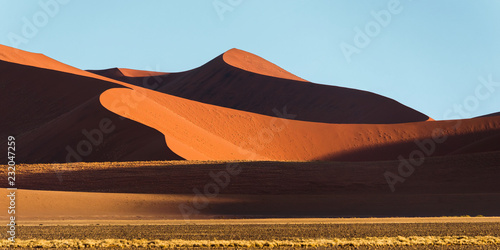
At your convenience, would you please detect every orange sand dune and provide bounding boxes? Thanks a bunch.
[101,85,500,161]
[0,44,139,87]
[0,46,180,163]
[222,48,307,82]
[1,44,500,162]
[91,48,431,124]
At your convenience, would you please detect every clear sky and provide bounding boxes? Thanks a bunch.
[1,0,499,120]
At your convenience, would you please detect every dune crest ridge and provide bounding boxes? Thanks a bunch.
[222,48,307,82]
[91,48,432,124]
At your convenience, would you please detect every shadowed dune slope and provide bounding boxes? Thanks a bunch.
[91,48,431,124]
[88,68,168,78]
[479,111,500,118]
[9,151,500,195]
[87,68,169,87]
[0,46,181,163]
[2,151,500,219]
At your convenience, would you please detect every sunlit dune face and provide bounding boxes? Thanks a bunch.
[0,44,84,76]
[0,44,140,90]
[100,83,500,162]
[222,48,307,82]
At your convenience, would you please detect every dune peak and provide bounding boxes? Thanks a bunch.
[222,48,307,82]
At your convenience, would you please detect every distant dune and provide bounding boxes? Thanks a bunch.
[0,45,181,163]
[1,44,500,163]
[90,48,431,125]
[87,67,169,87]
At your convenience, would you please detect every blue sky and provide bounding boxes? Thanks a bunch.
[1,0,499,120]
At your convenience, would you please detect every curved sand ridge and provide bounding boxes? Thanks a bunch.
[100,85,500,161]
[0,45,181,163]
[0,44,144,87]
[222,48,307,82]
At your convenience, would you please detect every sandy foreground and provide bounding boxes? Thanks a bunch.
[2,189,499,223]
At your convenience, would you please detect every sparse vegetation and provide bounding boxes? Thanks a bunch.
[2,222,498,248]
[1,236,499,248]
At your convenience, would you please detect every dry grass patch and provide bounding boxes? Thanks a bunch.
[1,236,499,248]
